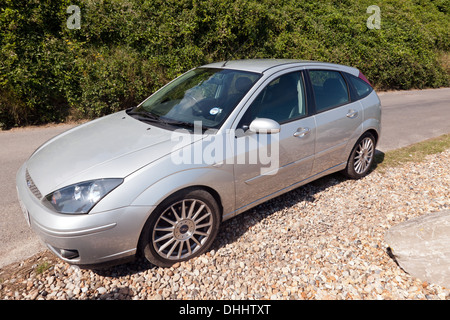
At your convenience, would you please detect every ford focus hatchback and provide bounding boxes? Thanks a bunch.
[16,60,381,267]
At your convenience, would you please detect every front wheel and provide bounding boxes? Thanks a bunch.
[343,132,376,179]
[139,189,221,267]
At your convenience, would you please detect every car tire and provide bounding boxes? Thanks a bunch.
[343,132,376,179]
[139,188,221,267]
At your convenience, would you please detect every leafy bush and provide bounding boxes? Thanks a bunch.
[0,0,448,129]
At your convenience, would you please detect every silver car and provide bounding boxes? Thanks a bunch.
[16,59,381,267]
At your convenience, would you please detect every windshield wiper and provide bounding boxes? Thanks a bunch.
[162,119,212,131]
[126,109,161,124]
[127,108,212,131]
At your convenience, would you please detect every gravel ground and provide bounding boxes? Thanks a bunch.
[1,149,449,300]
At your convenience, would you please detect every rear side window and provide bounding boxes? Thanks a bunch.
[347,73,373,99]
[309,70,349,112]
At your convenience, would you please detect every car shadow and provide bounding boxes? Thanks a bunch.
[211,172,346,252]
[373,149,385,171]
[92,150,386,280]
[212,149,385,253]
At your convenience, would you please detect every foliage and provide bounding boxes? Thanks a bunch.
[0,0,449,128]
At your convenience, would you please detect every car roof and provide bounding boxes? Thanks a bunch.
[201,59,360,76]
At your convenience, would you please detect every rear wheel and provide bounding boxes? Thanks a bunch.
[140,189,221,267]
[343,132,376,179]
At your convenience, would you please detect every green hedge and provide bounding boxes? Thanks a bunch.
[0,0,448,129]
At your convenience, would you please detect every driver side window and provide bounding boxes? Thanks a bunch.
[238,71,306,129]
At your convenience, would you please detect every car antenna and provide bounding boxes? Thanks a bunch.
[222,38,251,67]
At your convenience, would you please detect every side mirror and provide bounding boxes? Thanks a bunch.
[249,118,281,134]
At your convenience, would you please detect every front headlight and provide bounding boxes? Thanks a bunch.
[43,178,123,214]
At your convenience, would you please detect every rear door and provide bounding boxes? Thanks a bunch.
[307,69,363,174]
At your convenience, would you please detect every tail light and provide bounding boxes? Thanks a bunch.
[358,71,372,87]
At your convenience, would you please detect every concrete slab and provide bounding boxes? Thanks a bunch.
[385,210,450,288]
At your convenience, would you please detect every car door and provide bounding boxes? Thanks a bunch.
[232,70,316,210]
[307,69,363,174]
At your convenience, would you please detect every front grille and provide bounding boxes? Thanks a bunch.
[25,169,43,200]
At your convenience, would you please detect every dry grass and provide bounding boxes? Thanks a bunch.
[374,134,450,172]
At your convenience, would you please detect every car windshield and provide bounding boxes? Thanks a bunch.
[128,68,261,130]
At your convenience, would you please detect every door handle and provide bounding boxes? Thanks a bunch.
[293,127,310,138]
[346,109,358,118]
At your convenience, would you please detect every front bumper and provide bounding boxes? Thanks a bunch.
[16,164,154,266]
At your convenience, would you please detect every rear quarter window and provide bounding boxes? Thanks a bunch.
[347,73,373,99]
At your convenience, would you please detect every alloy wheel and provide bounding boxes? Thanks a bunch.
[152,199,213,260]
[353,137,374,174]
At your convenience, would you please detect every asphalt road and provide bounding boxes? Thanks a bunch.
[377,88,450,152]
[0,88,449,268]
[0,124,77,268]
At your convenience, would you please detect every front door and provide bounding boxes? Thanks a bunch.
[232,71,316,211]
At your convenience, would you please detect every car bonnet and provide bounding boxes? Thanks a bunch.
[25,111,202,196]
